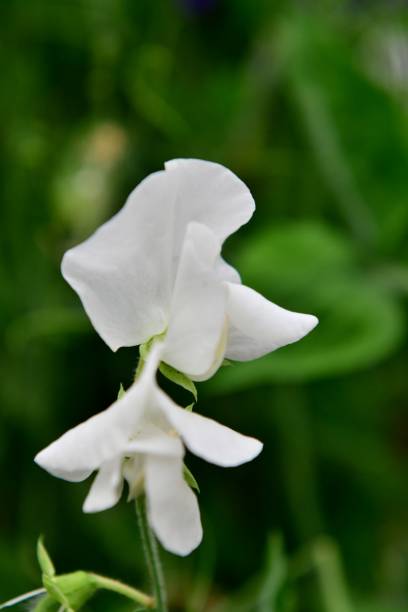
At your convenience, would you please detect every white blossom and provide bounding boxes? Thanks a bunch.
[35,344,262,556]
[62,159,318,380]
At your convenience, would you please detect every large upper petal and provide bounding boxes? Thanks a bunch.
[34,344,162,480]
[157,391,263,467]
[225,284,319,361]
[61,170,175,351]
[165,159,255,248]
[145,454,202,556]
[62,159,254,352]
[162,222,227,379]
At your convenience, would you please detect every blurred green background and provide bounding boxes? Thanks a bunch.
[1,1,407,610]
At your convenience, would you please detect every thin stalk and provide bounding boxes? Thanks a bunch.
[0,588,46,609]
[90,574,155,609]
[136,496,168,612]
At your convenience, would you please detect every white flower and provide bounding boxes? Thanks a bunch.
[34,344,262,556]
[62,158,318,380]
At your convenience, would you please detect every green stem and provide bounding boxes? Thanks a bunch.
[90,574,155,609]
[136,496,168,612]
[0,588,46,610]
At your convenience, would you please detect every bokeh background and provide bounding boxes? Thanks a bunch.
[1,1,407,610]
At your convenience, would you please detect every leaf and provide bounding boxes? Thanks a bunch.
[277,14,408,252]
[37,537,56,578]
[311,537,354,612]
[210,533,289,612]
[159,361,198,401]
[183,464,200,493]
[256,534,288,612]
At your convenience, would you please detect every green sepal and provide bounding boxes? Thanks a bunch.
[159,362,197,401]
[139,332,166,361]
[37,537,55,578]
[139,336,198,401]
[44,572,98,611]
[183,464,200,493]
[42,575,72,610]
[185,403,194,412]
[117,383,126,399]
[33,594,59,611]
[136,335,163,380]
[222,359,234,367]
[139,337,155,361]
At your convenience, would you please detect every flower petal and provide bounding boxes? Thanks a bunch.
[225,283,319,361]
[145,454,202,556]
[61,170,175,351]
[157,392,263,467]
[162,223,227,379]
[123,456,144,501]
[125,422,184,457]
[34,344,162,480]
[215,256,241,284]
[62,160,254,353]
[83,458,123,513]
[165,159,255,245]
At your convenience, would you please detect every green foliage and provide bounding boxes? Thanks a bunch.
[277,14,408,252]
[37,537,56,579]
[139,337,198,399]
[159,361,198,402]
[183,464,200,493]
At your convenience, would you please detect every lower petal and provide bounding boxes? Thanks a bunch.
[225,283,318,361]
[83,458,123,513]
[145,455,202,556]
[158,392,263,467]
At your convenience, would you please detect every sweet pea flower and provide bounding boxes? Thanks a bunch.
[62,159,318,380]
[35,344,262,556]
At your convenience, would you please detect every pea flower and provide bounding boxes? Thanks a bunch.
[62,159,318,381]
[35,344,262,556]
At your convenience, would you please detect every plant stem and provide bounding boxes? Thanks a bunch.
[90,574,155,609]
[136,496,168,612]
[0,588,46,609]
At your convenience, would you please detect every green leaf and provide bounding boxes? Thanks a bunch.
[311,537,353,612]
[210,533,288,612]
[183,464,200,493]
[159,361,197,401]
[37,537,55,578]
[277,15,408,252]
[256,534,288,612]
